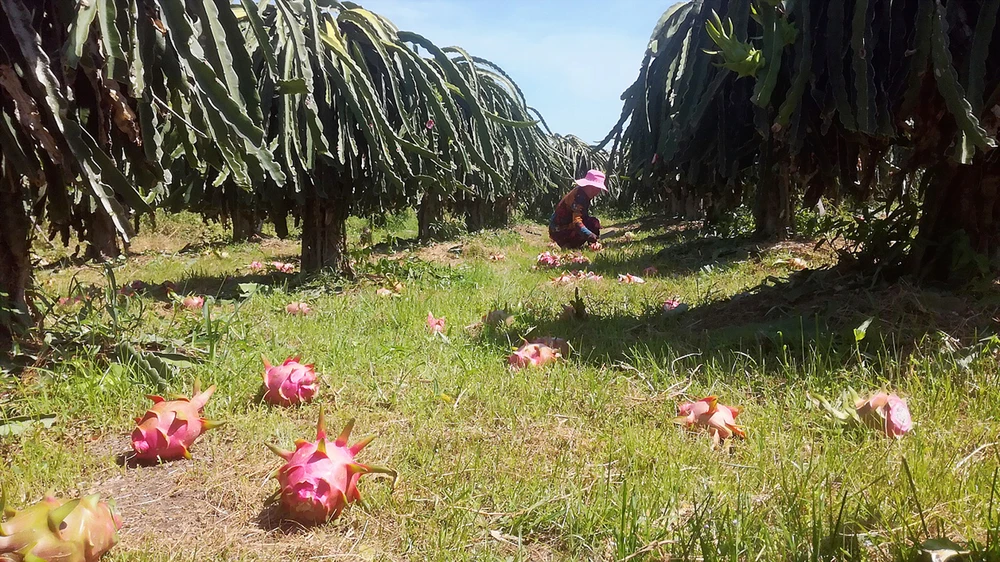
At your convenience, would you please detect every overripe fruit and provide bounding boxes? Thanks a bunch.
[855,392,912,438]
[0,492,122,562]
[508,342,562,369]
[675,396,745,447]
[262,356,319,407]
[131,380,221,462]
[267,410,396,525]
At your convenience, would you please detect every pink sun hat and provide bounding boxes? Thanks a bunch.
[575,169,608,192]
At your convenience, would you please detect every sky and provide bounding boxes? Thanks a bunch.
[357,0,674,144]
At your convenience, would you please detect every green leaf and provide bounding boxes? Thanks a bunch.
[64,0,99,69]
[0,414,56,437]
[854,317,873,342]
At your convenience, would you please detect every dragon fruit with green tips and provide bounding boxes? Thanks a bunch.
[261,356,318,407]
[131,380,221,462]
[0,493,122,562]
[267,410,396,525]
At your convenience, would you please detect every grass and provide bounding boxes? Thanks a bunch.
[2,211,1000,561]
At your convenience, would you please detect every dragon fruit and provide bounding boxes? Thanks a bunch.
[508,342,562,369]
[272,262,295,274]
[813,389,913,438]
[131,380,221,462]
[675,396,746,447]
[0,493,122,562]
[262,356,318,407]
[267,410,396,525]
[536,252,562,268]
[427,312,446,334]
[249,261,265,272]
[856,392,913,438]
[181,295,204,310]
[285,302,312,316]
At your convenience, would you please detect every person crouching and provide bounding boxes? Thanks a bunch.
[549,169,608,249]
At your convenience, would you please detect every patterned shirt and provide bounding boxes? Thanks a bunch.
[549,187,595,239]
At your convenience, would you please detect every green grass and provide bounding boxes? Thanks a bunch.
[3,213,1000,561]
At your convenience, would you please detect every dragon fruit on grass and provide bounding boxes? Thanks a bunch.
[0,493,122,562]
[267,409,396,525]
[131,380,221,462]
[261,356,319,407]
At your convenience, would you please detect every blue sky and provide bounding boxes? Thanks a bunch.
[357,0,674,144]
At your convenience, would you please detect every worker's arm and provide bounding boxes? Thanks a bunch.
[571,195,598,242]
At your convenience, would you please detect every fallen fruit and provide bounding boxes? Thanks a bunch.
[267,410,396,525]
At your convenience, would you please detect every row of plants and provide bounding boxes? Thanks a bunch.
[606,0,1000,284]
[0,0,609,350]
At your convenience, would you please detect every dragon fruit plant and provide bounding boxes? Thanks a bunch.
[675,396,746,447]
[131,380,221,462]
[267,409,396,525]
[0,492,122,562]
[262,356,319,407]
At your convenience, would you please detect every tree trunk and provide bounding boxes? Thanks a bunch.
[754,140,791,240]
[909,160,1000,284]
[417,193,442,241]
[301,165,353,277]
[0,168,31,349]
[271,201,290,240]
[86,209,121,261]
[464,198,485,232]
[231,205,261,243]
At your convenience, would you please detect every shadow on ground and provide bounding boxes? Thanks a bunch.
[492,264,1000,386]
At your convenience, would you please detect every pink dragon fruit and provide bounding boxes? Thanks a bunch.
[489,253,506,261]
[566,252,591,265]
[536,252,562,268]
[427,312,446,334]
[262,356,318,407]
[267,410,396,525]
[285,302,312,316]
[589,242,603,252]
[855,392,912,438]
[508,342,562,369]
[131,380,221,462]
[181,295,204,310]
[0,493,122,562]
[675,396,746,447]
[272,262,295,274]
[249,261,265,272]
